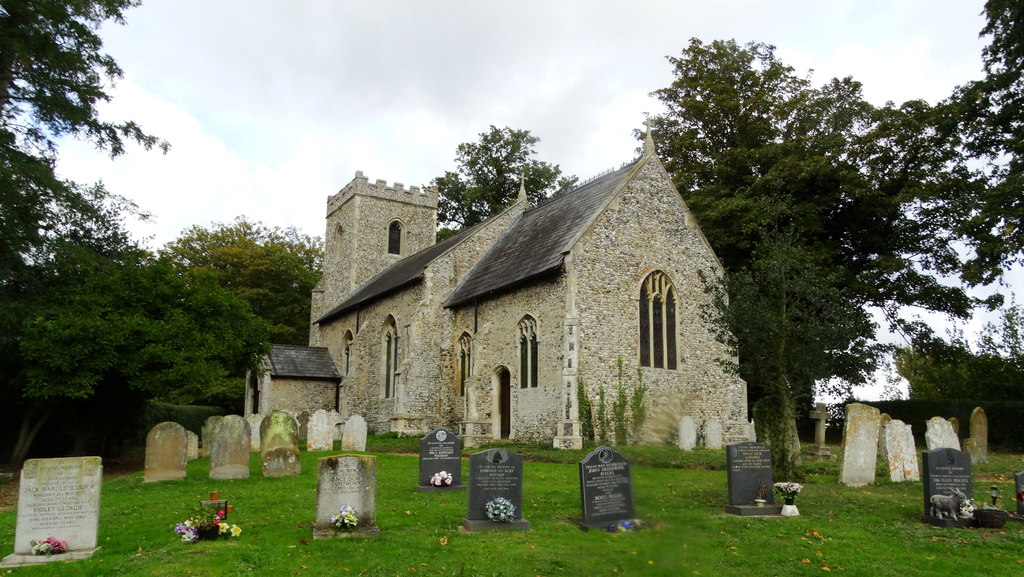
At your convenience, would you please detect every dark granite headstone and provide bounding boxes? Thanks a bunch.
[418,428,465,492]
[464,449,529,531]
[724,442,781,516]
[579,446,634,529]
[921,447,973,528]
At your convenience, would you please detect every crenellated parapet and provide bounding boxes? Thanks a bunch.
[327,170,438,216]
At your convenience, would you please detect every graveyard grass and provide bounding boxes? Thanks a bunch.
[1,440,1023,576]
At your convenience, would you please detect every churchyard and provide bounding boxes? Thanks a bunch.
[0,434,1022,576]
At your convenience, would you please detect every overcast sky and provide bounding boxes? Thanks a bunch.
[54,1,1001,398]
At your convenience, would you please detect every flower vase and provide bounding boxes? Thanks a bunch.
[781,497,799,517]
[197,528,220,541]
[753,499,766,508]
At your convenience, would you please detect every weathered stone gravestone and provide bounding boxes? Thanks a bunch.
[948,416,960,435]
[963,407,989,464]
[1,457,102,567]
[246,414,263,451]
[185,431,199,461]
[677,416,697,451]
[703,419,723,449]
[341,414,368,452]
[579,446,635,529]
[464,449,530,531]
[261,411,301,477]
[883,419,920,482]
[210,415,251,480]
[877,413,892,461]
[313,454,379,538]
[201,415,223,456]
[297,410,311,441]
[839,403,881,487]
[144,421,187,482]
[925,417,960,450]
[807,403,834,460]
[921,447,973,528]
[307,409,335,452]
[418,428,465,492]
[724,441,781,516]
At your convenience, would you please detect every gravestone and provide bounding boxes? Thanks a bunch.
[948,417,960,435]
[464,449,530,531]
[260,411,301,477]
[1016,472,1024,517]
[307,409,335,452]
[185,431,199,461]
[201,415,223,456]
[963,407,989,464]
[677,416,697,451]
[703,419,723,449]
[144,421,187,482]
[925,417,960,450]
[313,454,379,538]
[579,446,635,529]
[210,415,251,480]
[746,419,757,441]
[418,428,465,492]
[297,410,311,441]
[877,413,892,461]
[839,403,881,487]
[921,447,973,528]
[1,457,102,567]
[341,414,368,452]
[807,403,834,460]
[246,414,263,451]
[883,419,920,482]
[724,442,781,516]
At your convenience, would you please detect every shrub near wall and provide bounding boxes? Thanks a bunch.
[864,400,1024,452]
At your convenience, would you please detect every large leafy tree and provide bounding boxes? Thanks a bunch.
[161,216,323,345]
[433,125,576,239]
[649,39,985,476]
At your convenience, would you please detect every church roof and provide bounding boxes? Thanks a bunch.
[444,160,638,307]
[315,225,476,324]
[268,344,341,380]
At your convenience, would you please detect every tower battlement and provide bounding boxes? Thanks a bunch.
[327,170,438,216]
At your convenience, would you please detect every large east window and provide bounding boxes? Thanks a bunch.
[639,271,678,370]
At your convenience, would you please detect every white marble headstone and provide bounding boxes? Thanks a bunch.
[307,409,335,452]
[925,417,960,451]
[677,416,697,451]
[341,414,367,452]
[703,419,723,450]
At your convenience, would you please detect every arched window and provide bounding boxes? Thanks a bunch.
[518,316,539,388]
[342,330,354,376]
[459,332,473,397]
[387,221,402,255]
[334,223,345,262]
[382,316,399,398]
[639,272,678,370]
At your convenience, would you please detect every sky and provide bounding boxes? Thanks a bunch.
[53,0,1004,398]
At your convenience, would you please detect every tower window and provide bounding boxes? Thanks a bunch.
[388,221,402,255]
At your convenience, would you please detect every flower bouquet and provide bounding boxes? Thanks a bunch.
[774,482,803,500]
[174,507,242,542]
[330,505,359,532]
[485,496,515,522]
[31,537,67,556]
[430,471,453,487]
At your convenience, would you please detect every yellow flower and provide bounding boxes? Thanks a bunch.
[231,525,242,537]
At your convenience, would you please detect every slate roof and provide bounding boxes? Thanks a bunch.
[315,224,477,324]
[268,344,341,380]
[444,160,638,307]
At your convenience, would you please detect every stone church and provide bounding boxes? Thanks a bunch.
[245,134,748,448]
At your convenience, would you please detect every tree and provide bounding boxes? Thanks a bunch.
[433,126,576,239]
[161,216,323,345]
[649,39,985,477]
[706,231,882,479]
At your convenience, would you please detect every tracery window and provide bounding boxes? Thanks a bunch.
[518,316,539,388]
[639,271,678,370]
[383,316,399,397]
[459,332,473,397]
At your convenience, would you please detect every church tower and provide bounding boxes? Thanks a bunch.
[310,171,438,335]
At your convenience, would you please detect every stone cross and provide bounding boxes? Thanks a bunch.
[809,403,829,448]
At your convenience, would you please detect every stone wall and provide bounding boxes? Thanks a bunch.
[570,158,747,443]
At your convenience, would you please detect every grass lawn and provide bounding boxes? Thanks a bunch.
[1,439,1022,576]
